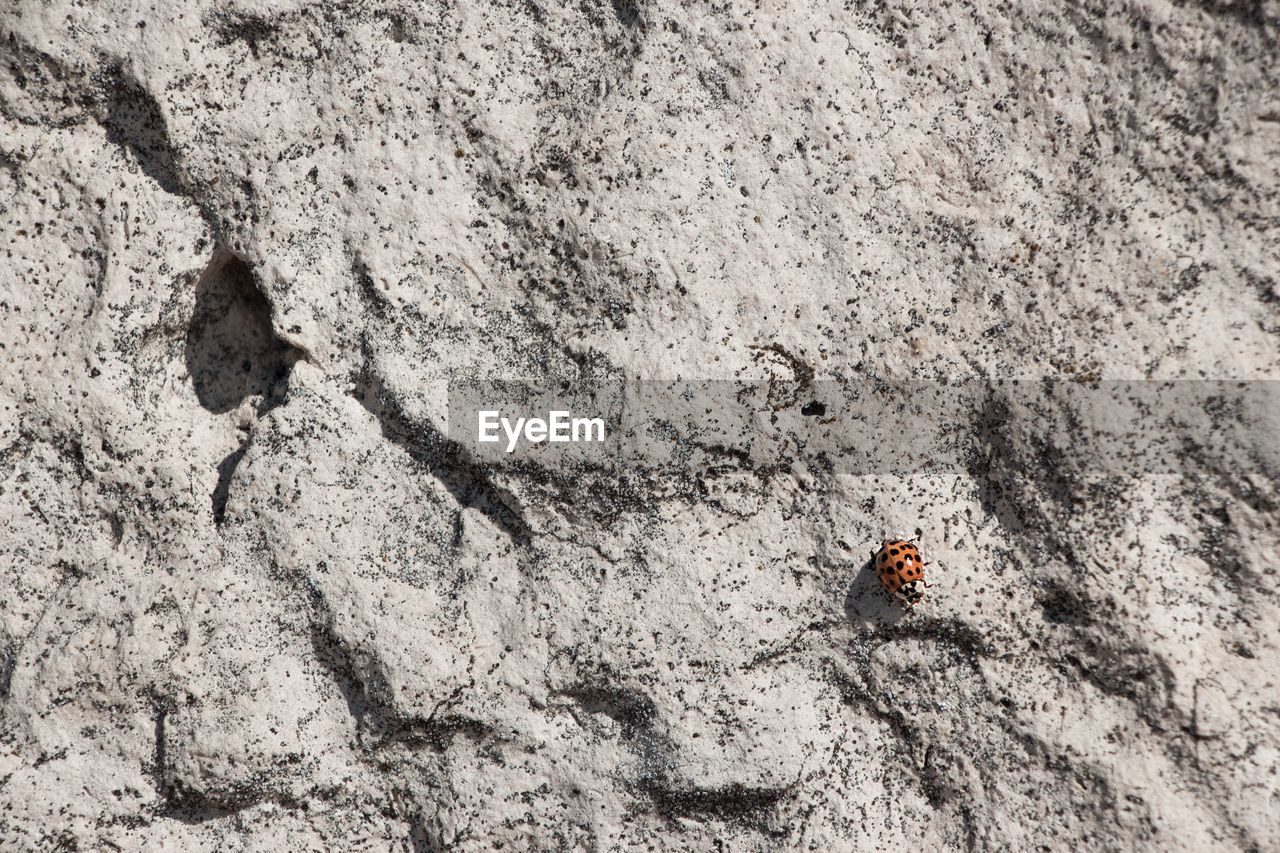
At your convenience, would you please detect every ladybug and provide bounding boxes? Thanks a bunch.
[872,539,932,607]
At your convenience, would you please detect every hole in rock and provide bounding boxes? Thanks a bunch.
[185,247,303,524]
[185,247,301,415]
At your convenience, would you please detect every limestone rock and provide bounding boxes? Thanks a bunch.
[2,1,1278,849]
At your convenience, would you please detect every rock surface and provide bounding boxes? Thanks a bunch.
[2,1,1279,849]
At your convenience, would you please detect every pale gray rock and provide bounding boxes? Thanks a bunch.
[2,1,1278,850]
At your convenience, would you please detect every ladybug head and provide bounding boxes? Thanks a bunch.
[895,580,925,606]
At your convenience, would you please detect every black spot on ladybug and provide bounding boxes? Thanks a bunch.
[896,561,904,569]
[890,548,899,556]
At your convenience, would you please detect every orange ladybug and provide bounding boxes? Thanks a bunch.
[872,539,932,606]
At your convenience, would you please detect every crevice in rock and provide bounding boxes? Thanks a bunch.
[0,641,15,699]
[151,708,170,802]
[306,599,494,756]
[556,680,788,827]
[373,9,411,44]
[210,442,248,525]
[611,0,645,30]
[745,619,841,670]
[829,626,1165,849]
[151,703,308,823]
[382,715,495,753]
[307,610,394,741]
[352,369,532,547]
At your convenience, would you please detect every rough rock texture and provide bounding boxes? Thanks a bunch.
[2,1,1279,850]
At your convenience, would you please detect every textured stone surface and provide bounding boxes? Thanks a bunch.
[2,1,1279,849]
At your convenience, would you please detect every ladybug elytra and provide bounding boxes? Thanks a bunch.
[872,539,932,607]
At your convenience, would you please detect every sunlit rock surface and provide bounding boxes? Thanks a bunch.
[2,1,1278,849]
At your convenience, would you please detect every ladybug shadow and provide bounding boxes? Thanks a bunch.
[842,554,909,630]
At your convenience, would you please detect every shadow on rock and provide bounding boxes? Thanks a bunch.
[102,66,183,196]
[843,554,907,630]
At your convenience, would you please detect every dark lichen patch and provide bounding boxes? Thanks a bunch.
[800,400,826,417]
[204,9,281,59]
[558,683,659,740]
[647,782,789,826]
